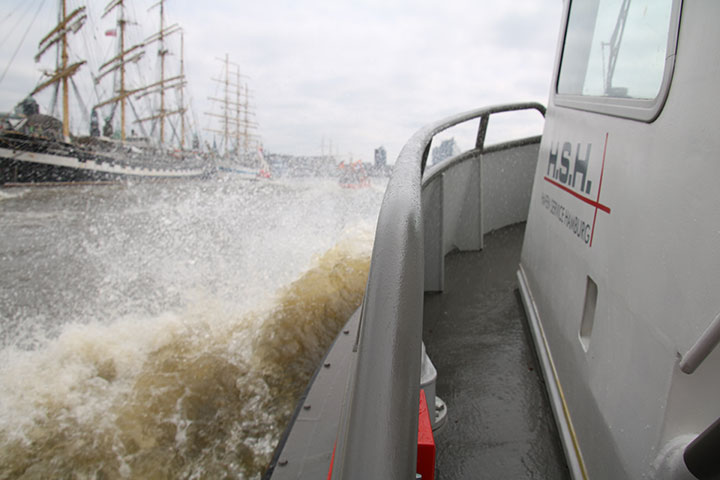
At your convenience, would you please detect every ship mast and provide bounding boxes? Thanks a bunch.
[180,31,185,149]
[120,1,126,139]
[32,0,87,140]
[61,1,70,139]
[243,83,251,153]
[225,53,230,153]
[205,54,233,157]
[136,0,186,148]
[96,0,185,147]
[235,65,240,154]
[96,0,144,141]
[159,0,166,144]
[204,55,258,161]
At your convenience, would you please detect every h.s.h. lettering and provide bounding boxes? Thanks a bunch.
[546,142,592,196]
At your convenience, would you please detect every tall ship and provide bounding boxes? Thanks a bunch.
[204,55,270,180]
[266,0,720,479]
[0,0,206,185]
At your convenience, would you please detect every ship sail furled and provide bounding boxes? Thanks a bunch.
[134,0,187,148]
[95,0,187,149]
[32,1,88,140]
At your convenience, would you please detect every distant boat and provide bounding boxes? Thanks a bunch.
[0,0,206,185]
[215,147,272,181]
[0,126,204,184]
[338,160,369,189]
[204,55,270,180]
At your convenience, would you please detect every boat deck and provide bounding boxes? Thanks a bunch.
[423,223,570,479]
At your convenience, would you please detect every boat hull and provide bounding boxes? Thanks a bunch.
[216,165,263,181]
[0,133,204,185]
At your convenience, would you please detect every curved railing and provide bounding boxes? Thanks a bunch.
[330,102,546,479]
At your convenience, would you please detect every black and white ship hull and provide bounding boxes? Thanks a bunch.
[0,132,205,185]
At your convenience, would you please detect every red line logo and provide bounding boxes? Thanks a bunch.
[543,133,611,247]
[543,176,611,214]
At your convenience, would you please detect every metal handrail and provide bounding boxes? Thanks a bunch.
[680,311,720,374]
[422,134,543,186]
[330,102,546,479]
[420,102,546,173]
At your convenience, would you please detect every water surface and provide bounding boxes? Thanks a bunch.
[0,178,385,479]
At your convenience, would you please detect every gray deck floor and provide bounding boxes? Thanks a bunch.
[423,223,570,479]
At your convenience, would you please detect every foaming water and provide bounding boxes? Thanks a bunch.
[0,179,384,478]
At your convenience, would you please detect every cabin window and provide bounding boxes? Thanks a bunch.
[555,0,680,121]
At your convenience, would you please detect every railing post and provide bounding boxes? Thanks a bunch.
[421,143,431,174]
[423,173,444,292]
[475,114,490,152]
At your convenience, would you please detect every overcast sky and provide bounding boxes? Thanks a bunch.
[0,0,563,163]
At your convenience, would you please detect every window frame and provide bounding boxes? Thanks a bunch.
[553,0,683,122]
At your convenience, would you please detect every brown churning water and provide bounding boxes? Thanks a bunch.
[0,179,382,479]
